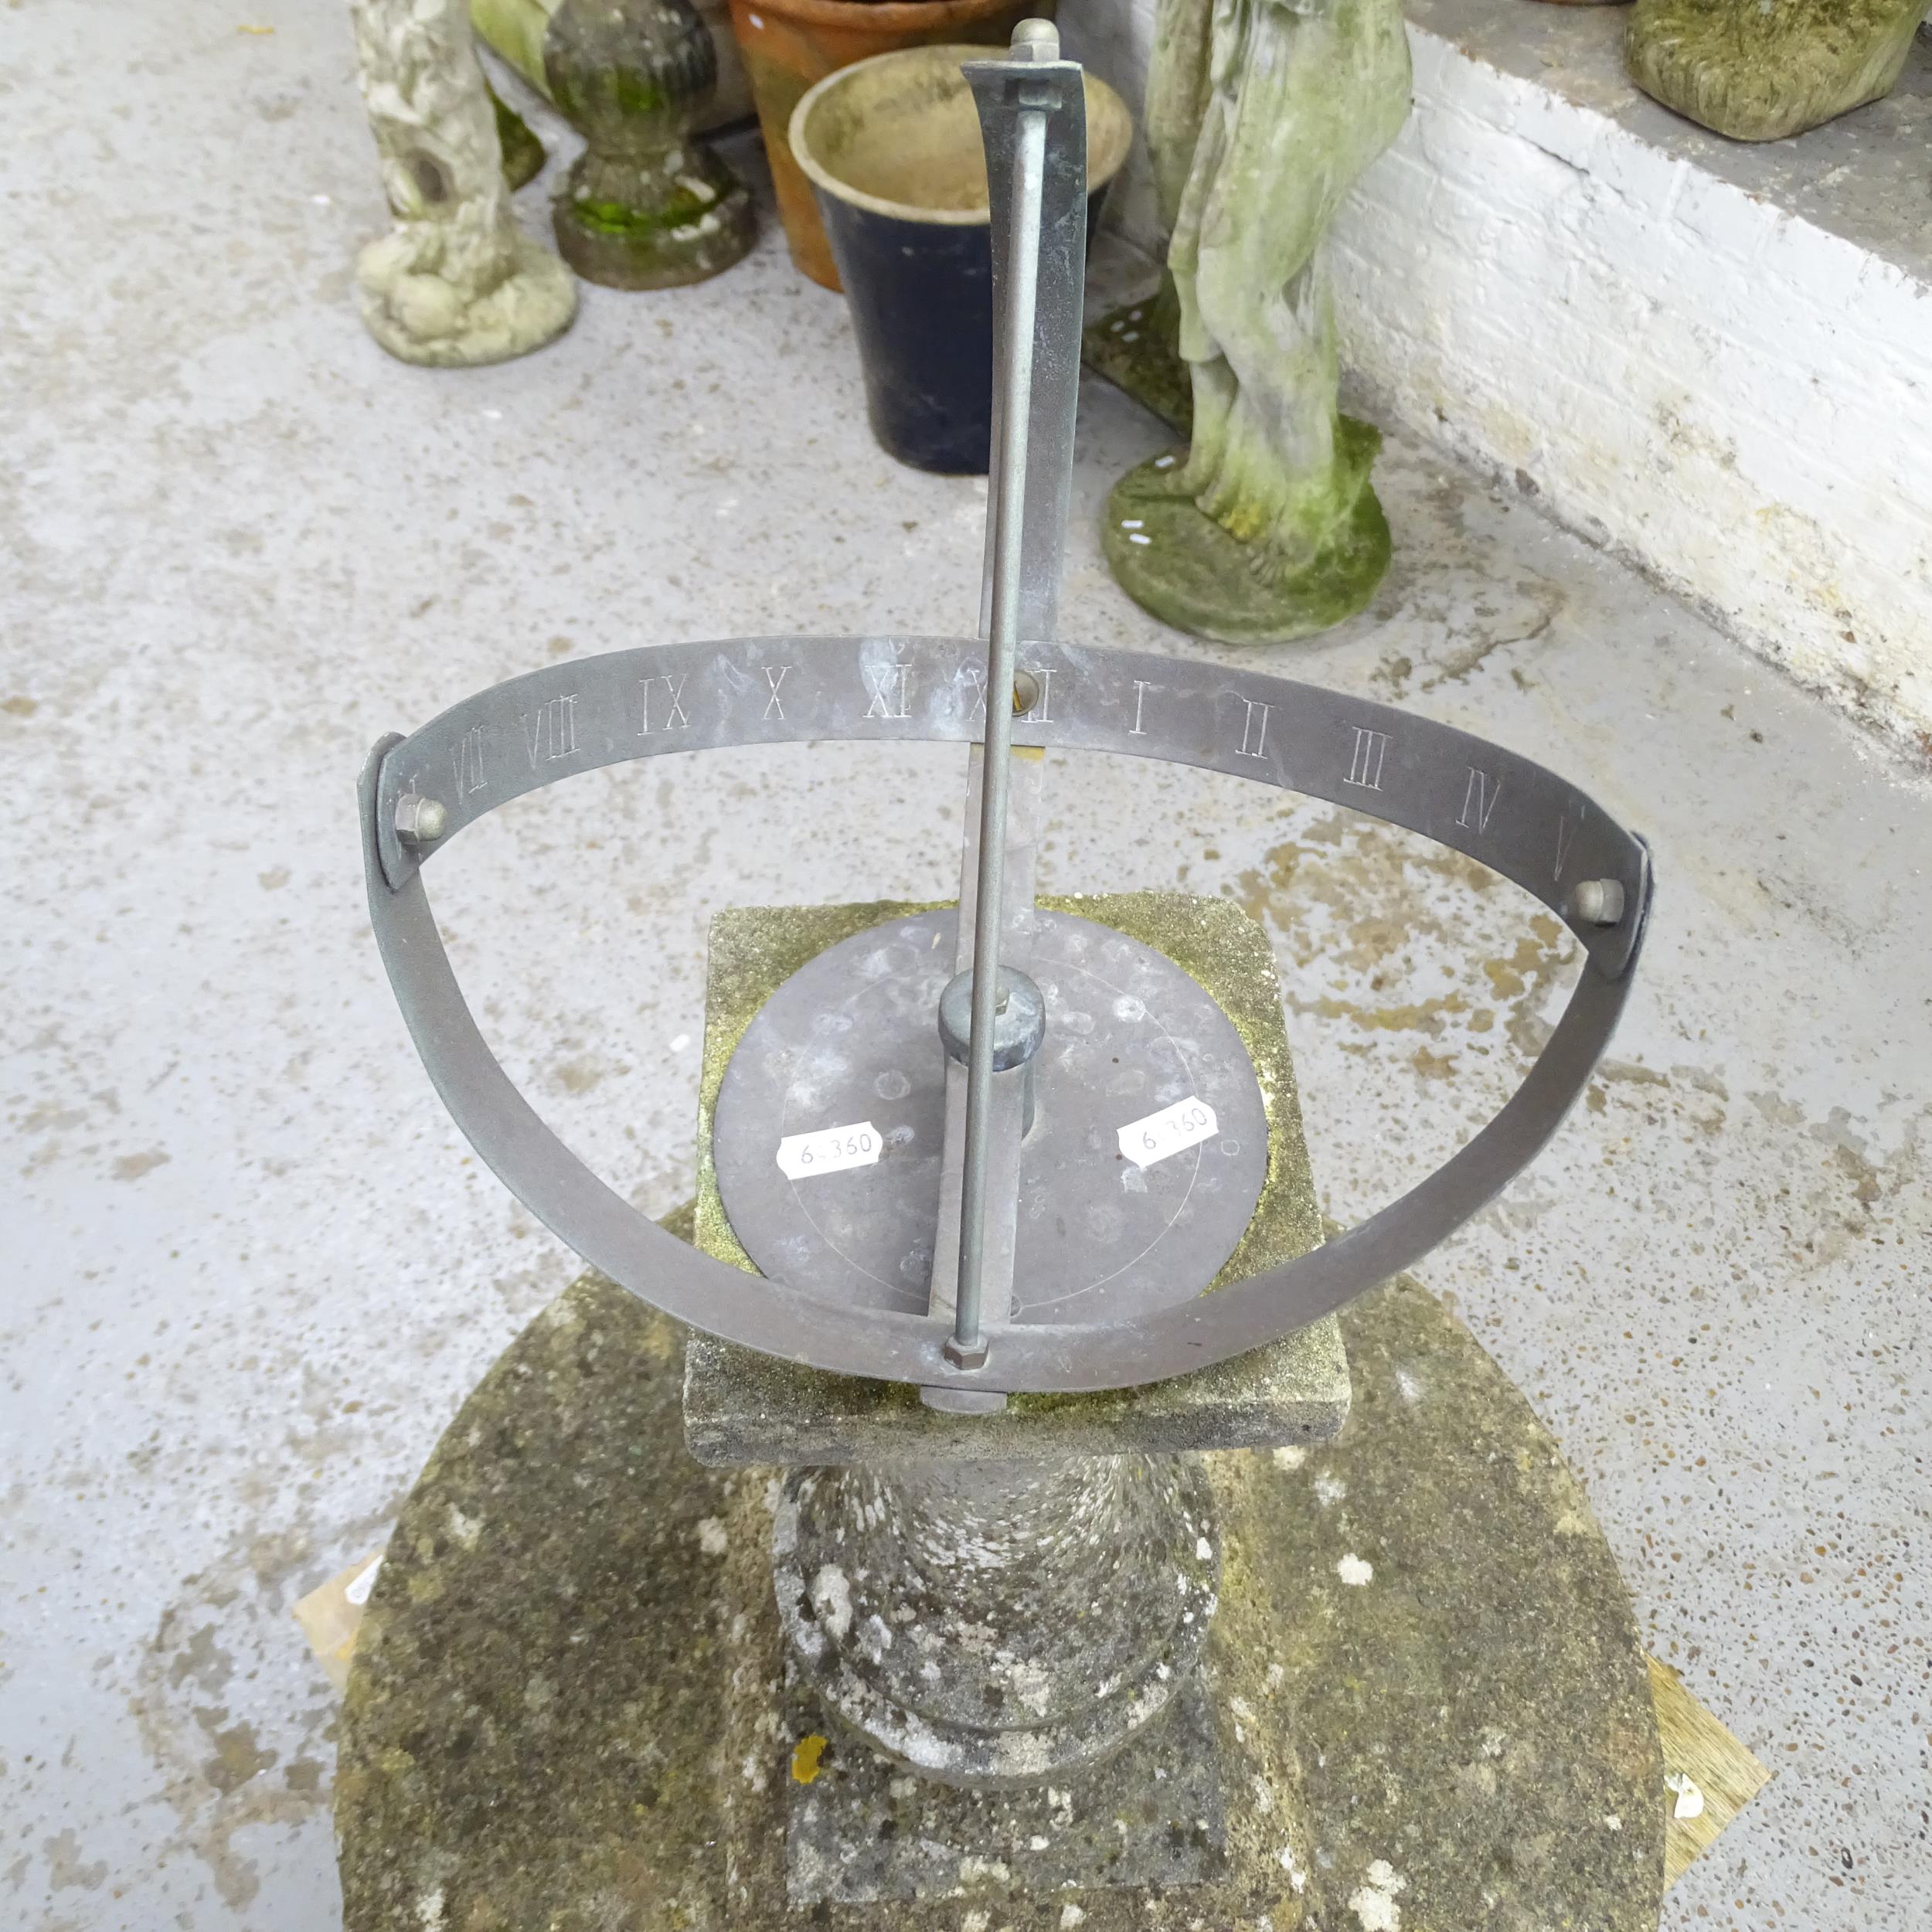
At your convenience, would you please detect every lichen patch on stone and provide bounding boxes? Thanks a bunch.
[1347,1858,1407,1930]
[809,1564,852,1641]
[791,1733,827,1784]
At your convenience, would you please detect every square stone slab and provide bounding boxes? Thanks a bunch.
[683,892,1349,1467]
[784,1664,1229,1905]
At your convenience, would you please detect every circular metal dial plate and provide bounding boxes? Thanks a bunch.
[712,909,1270,1324]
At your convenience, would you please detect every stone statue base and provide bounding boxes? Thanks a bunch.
[335,893,1674,1929]
[553,141,756,291]
[355,227,577,369]
[1104,425,1391,647]
[1085,291,1393,646]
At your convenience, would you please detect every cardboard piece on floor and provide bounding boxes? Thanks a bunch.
[291,1549,383,1692]
[1649,1655,1775,1887]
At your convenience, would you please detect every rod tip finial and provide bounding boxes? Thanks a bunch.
[1011,16,1059,60]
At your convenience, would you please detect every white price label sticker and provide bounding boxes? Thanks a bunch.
[776,1121,883,1181]
[1118,1096,1219,1169]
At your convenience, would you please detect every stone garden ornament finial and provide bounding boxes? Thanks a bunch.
[471,0,756,289]
[350,0,577,367]
[1102,0,1411,645]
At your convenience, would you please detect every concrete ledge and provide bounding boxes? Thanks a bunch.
[1065,0,1932,757]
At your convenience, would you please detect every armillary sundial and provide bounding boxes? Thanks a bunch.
[342,22,1672,1931]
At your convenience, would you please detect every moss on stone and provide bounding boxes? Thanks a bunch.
[1103,420,1392,647]
[1083,277,1193,438]
[1628,0,1930,141]
[488,85,546,189]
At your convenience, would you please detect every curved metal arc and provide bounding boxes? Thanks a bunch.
[359,736,957,1388]
[370,634,1648,981]
[361,706,1651,1391]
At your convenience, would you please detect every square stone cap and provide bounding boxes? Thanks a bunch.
[683,892,1349,1468]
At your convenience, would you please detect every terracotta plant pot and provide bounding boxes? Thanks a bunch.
[791,44,1131,471]
[726,0,1051,288]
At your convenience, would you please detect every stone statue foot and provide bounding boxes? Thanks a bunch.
[355,227,577,369]
[554,140,755,290]
[1628,0,1932,141]
[1103,418,1392,646]
[489,84,547,190]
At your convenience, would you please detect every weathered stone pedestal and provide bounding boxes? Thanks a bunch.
[335,895,1672,1930]
[773,1453,1220,1787]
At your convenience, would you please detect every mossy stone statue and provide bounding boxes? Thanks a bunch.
[1628,0,1932,141]
[350,0,577,367]
[473,0,756,288]
[1099,0,1410,647]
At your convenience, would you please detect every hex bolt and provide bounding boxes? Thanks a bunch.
[395,793,449,849]
[944,1333,990,1371]
[1573,879,1625,926]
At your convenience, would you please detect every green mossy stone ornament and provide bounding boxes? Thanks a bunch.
[1627,0,1932,141]
[473,0,755,290]
[1104,418,1392,646]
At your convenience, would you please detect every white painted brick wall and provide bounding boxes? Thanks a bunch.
[1062,4,1932,754]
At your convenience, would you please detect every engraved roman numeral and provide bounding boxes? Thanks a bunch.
[863,656,912,720]
[451,723,487,798]
[1344,726,1389,791]
[957,665,989,723]
[1129,679,1155,737]
[638,673,690,733]
[520,694,577,769]
[1236,698,1271,760]
[762,665,791,721]
[1019,666,1056,724]
[1458,766,1501,834]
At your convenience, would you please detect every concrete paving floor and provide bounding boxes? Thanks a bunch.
[3,5,1927,1929]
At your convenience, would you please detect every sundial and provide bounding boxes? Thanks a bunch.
[342,24,1673,1930]
[359,25,1649,1404]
